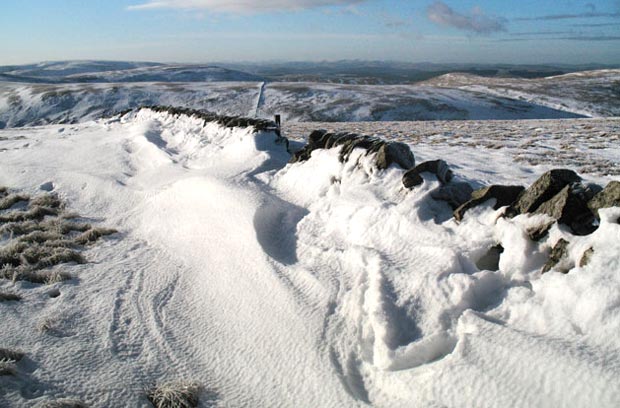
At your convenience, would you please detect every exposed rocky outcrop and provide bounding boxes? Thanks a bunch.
[534,183,597,235]
[375,142,415,170]
[402,160,453,189]
[430,182,474,210]
[588,181,620,217]
[291,129,618,244]
[454,185,525,222]
[290,130,415,171]
[510,169,582,215]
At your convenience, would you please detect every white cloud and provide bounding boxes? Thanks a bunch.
[128,0,365,13]
[427,1,506,34]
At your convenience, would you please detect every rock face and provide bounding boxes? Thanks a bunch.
[430,182,474,210]
[402,160,453,189]
[511,169,582,215]
[290,131,415,171]
[588,181,620,216]
[534,183,596,235]
[454,185,525,221]
[542,238,571,274]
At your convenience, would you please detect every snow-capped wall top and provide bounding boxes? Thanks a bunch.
[136,105,278,132]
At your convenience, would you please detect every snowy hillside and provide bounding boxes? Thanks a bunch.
[424,69,620,117]
[1,109,619,407]
[0,82,262,128]
[0,61,264,83]
[0,79,589,129]
[258,82,583,122]
[1,62,619,127]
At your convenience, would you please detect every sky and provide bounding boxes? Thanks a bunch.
[1,0,620,65]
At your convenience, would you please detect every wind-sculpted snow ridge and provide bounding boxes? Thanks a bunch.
[136,105,278,132]
[1,113,619,407]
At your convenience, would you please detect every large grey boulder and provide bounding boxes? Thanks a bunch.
[454,185,525,221]
[534,183,597,235]
[588,181,620,217]
[511,169,581,215]
[402,160,452,189]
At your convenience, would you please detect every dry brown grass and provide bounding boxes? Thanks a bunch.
[73,228,117,245]
[0,348,24,362]
[0,193,30,210]
[1,190,116,284]
[147,381,201,408]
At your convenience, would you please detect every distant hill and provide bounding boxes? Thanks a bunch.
[0,61,265,83]
[0,61,618,127]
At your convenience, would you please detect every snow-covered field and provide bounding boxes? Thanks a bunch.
[286,118,620,176]
[1,109,619,407]
[424,69,620,118]
[2,67,619,127]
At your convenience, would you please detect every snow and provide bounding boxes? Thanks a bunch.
[424,69,620,118]
[7,69,620,128]
[1,109,619,407]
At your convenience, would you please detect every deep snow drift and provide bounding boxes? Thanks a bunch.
[1,109,619,407]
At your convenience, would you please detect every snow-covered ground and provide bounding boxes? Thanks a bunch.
[424,69,620,118]
[1,110,619,407]
[3,68,620,128]
[285,118,620,177]
[0,81,262,128]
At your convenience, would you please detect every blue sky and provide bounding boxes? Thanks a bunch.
[1,0,619,65]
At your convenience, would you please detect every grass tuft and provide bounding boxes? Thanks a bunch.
[44,270,73,285]
[147,381,201,408]
[74,228,117,245]
[35,248,85,269]
[0,220,41,237]
[0,242,29,267]
[30,193,63,210]
[0,193,30,210]
[19,231,66,244]
[0,206,59,223]
[1,188,117,284]
[1,265,71,285]
[0,360,17,376]
[0,348,24,362]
